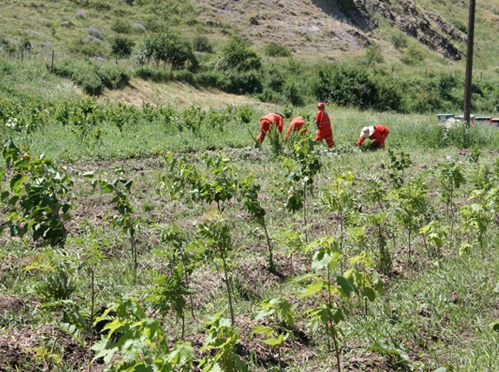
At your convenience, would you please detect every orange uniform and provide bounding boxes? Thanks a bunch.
[255,113,284,145]
[314,109,335,148]
[356,124,389,149]
[284,116,307,141]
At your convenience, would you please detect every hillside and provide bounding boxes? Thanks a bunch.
[2,0,499,111]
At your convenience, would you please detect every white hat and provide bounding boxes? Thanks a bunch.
[360,126,375,138]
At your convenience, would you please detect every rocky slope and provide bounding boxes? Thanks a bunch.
[195,0,466,60]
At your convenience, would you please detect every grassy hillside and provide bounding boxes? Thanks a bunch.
[1,0,499,113]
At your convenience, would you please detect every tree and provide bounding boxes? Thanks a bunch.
[142,32,198,70]
[217,36,262,72]
[110,36,135,61]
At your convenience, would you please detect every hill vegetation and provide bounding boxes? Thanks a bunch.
[1,0,499,113]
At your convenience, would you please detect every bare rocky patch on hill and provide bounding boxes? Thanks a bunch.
[195,0,465,60]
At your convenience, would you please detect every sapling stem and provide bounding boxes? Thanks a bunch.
[303,183,308,243]
[222,256,235,324]
[261,218,274,270]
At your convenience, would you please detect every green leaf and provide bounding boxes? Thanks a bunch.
[311,250,331,271]
[168,341,194,366]
[254,308,273,321]
[362,287,376,302]
[337,276,358,298]
[101,183,115,193]
[250,325,273,337]
[299,278,324,298]
[82,171,95,178]
[263,333,286,347]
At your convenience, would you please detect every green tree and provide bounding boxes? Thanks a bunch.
[110,36,135,60]
[142,32,198,70]
[217,36,262,72]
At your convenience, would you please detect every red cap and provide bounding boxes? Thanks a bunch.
[317,102,325,109]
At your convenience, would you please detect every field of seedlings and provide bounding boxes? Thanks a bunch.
[1,99,499,372]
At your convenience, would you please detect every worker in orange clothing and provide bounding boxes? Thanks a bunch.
[284,116,307,142]
[255,113,284,147]
[314,102,335,148]
[356,124,389,149]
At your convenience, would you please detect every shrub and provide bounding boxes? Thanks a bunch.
[401,45,425,65]
[217,36,262,72]
[142,32,198,70]
[264,41,291,57]
[312,63,404,112]
[193,36,214,53]
[69,37,108,58]
[134,66,173,82]
[49,61,129,95]
[282,78,304,106]
[175,69,195,84]
[92,63,130,89]
[364,45,384,65]
[391,33,407,50]
[75,70,103,95]
[111,19,132,34]
[110,36,135,58]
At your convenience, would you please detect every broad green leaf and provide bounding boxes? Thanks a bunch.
[82,171,95,178]
[299,278,324,298]
[311,250,331,271]
[254,309,273,321]
[168,341,194,366]
[337,276,358,298]
[250,325,273,337]
[101,183,115,193]
[362,287,376,301]
[263,333,286,347]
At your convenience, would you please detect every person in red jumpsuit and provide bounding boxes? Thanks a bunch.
[314,102,335,148]
[284,116,307,142]
[356,124,389,149]
[255,113,284,147]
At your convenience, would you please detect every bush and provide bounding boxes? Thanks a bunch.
[401,45,425,65]
[142,32,198,70]
[110,36,135,58]
[217,36,262,72]
[49,61,129,95]
[111,19,132,34]
[73,70,103,95]
[282,78,304,106]
[312,63,404,112]
[134,66,173,82]
[364,45,384,65]
[93,63,130,89]
[193,36,214,53]
[391,34,407,50]
[264,42,291,57]
[175,69,195,84]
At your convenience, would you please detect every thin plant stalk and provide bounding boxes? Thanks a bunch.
[261,218,274,270]
[304,183,308,243]
[222,256,235,324]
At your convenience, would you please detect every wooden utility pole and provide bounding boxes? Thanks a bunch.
[463,0,476,128]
